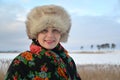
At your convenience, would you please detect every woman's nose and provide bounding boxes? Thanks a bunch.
[46,31,53,37]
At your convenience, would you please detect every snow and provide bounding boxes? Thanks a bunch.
[0,53,19,59]
[0,51,120,65]
[69,52,120,65]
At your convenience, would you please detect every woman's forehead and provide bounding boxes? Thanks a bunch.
[45,27,60,30]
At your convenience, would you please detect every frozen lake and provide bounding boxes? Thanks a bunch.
[0,51,120,65]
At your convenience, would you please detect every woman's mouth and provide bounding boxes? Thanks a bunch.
[45,40,55,44]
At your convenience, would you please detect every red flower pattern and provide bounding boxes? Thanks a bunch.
[14,59,20,65]
[13,75,17,80]
[30,44,41,55]
[41,64,48,72]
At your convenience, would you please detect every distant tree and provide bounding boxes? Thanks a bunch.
[97,45,101,50]
[100,43,110,50]
[80,46,84,50]
[105,43,110,49]
[90,45,93,49]
[101,44,105,49]
[111,43,116,50]
[104,43,110,50]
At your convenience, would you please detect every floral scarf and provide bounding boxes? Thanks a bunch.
[4,42,81,80]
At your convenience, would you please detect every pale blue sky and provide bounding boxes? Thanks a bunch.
[0,0,120,51]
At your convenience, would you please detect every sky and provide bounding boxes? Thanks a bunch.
[0,0,120,51]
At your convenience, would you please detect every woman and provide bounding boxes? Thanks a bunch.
[4,5,81,80]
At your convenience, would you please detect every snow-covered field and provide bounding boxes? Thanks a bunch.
[0,51,120,80]
[0,51,120,65]
[70,51,120,65]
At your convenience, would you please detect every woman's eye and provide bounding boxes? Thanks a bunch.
[53,29,60,33]
[41,29,48,33]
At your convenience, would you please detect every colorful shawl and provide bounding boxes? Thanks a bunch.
[4,42,81,80]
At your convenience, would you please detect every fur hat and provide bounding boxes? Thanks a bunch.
[25,5,71,42]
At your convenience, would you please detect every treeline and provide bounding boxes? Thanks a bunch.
[96,43,116,50]
[80,43,116,51]
[0,51,20,53]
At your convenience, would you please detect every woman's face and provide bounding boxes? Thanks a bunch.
[37,27,61,49]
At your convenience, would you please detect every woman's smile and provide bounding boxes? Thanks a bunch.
[44,40,55,45]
